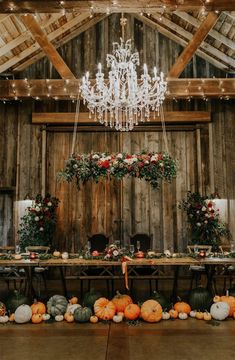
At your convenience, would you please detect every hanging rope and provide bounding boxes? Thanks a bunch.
[71,94,80,156]
[160,104,169,154]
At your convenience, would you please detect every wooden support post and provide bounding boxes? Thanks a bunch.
[208,123,215,193]
[196,128,203,194]
[41,126,47,197]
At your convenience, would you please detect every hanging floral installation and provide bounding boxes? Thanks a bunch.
[58,151,177,190]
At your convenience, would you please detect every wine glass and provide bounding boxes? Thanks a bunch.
[129,244,135,257]
[15,245,21,254]
[115,240,120,249]
[230,243,235,253]
[194,244,199,254]
[137,240,141,252]
[87,241,91,252]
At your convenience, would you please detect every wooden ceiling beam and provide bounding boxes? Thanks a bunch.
[168,12,219,78]
[0,1,234,13]
[20,14,75,79]
[32,111,211,124]
[0,79,234,99]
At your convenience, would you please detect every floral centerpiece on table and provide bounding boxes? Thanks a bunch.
[58,151,177,190]
[179,191,231,248]
[18,194,60,251]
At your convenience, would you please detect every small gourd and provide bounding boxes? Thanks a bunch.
[169,309,178,319]
[0,315,9,323]
[113,314,123,323]
[90,315,99,324]
[55,314,64,322]
[69,297,78,305]
[189,310,197,318]
[178,312,188,320]
[203,311,212,321]
[42,313,50,321]
[210,302,230,321]
[195,311,204,320]
[64,312,74,323]
[31,313,43,324]
[53,250,61,257]
[9,313,14,322]
[162,311,170,320]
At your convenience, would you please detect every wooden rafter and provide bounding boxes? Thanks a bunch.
[20,14,75,79]
[174,11,235,52]
[0,1,234,13]
[135,14,235,72]
[0,13,106,74]
[0,79,234,100]
[168,12,219,78]
[32,111,211,124]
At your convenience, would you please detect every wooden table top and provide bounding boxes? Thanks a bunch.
[0,256,235,267]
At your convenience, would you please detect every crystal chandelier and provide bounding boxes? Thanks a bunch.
[80,15,167,132]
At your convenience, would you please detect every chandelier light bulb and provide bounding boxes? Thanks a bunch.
[80,22,167,131]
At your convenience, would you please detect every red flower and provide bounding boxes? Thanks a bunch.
[138,162,145,168]
[128,166,133,171]
[102,160,110,169]
[126,154,132,159]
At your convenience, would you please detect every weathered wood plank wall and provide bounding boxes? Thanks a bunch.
[0,14,234,249]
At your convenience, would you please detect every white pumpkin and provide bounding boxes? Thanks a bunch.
[14,304,32,324]
[42,313,51,321]
[162,311,170,320]
[210,302,230,321]
[55,314,64,322]
[189,310,197,318]
[66,303,81,315]
[0,315,9,323]
[178,312,188,320]
[113,314,123,323]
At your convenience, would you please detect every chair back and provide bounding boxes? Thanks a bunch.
[25,246,50,254]
[87,234,110,252]
[0,246,15,253]
[219,245,233,253]
[130,233,153,253]
[187,245,212,254]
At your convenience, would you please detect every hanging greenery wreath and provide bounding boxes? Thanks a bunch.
[58,151,177,189]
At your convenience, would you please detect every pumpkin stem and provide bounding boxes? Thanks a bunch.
[226,290,229,296]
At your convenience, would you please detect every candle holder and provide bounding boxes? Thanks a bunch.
[29,252,37,260]
[198,250,206,258]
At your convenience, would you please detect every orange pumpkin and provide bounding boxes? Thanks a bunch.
[169,309,178,319]
[140,300,162,323]
[90,315,99,324]
[112,291,133,312]
[124,304,140,320]
[174,301,191,315]
[9,313,14,322]
[69,297,78,305]
[195,311,204,320]
[31,313,43,324]
[64,312,74,323]
[31,301,46,315]
[94,298,116,320]
[219,295,235,317]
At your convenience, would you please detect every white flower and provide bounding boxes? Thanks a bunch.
[205,213,209,217]
[204,220,208,224]
[35,206,40,212]
[132,157,138,162]
[39,227,44,231]
[92,154,99,160]
[150,156,156,162]
[35,216,39,221]
[159,162,164,167]
[117,153,123,159]
[202,206,207,211]
[112,250,119,257]
[189,214,193,218]
[124,158,133,164]
[73,164,78,169]
[105,156,111,161]
[196,210,200,214]
[196,222,201,227]
[144,160,149,165]
[48,202,52,207]
[38,203,41,207]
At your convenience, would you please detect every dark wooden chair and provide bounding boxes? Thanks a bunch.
[187,245,213,290]
[0,246,26,291]
[129,233,157,295]
[80,234,113,296]
[25,246,50,298]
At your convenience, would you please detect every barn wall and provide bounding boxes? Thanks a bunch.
[0,15,234,249]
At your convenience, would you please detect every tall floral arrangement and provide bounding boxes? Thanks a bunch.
[18,194,60,251]
[179,191,230,248]
[58,151,177,189]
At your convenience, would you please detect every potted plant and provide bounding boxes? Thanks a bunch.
[179,191,231,249]
[18,194,60,251]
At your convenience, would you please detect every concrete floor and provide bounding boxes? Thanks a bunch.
[0,319,235,360]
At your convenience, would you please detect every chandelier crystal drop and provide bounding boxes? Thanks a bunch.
[80,17,167,132]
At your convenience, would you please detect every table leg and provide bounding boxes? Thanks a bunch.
[59,266,68,298]
[205,265,216,295]
[24,267,34,299]
[171,266,179,303]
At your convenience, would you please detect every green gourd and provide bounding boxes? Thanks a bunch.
[47,295,68,317]
[83,289,102,309]
[5,290,30,313]
[151,291,171,311]
[74,307,92,323]
[188,287,212,311]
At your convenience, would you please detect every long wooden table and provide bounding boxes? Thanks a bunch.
[1,256,235,299]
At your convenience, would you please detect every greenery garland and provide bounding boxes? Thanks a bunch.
[58,151,177,189]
